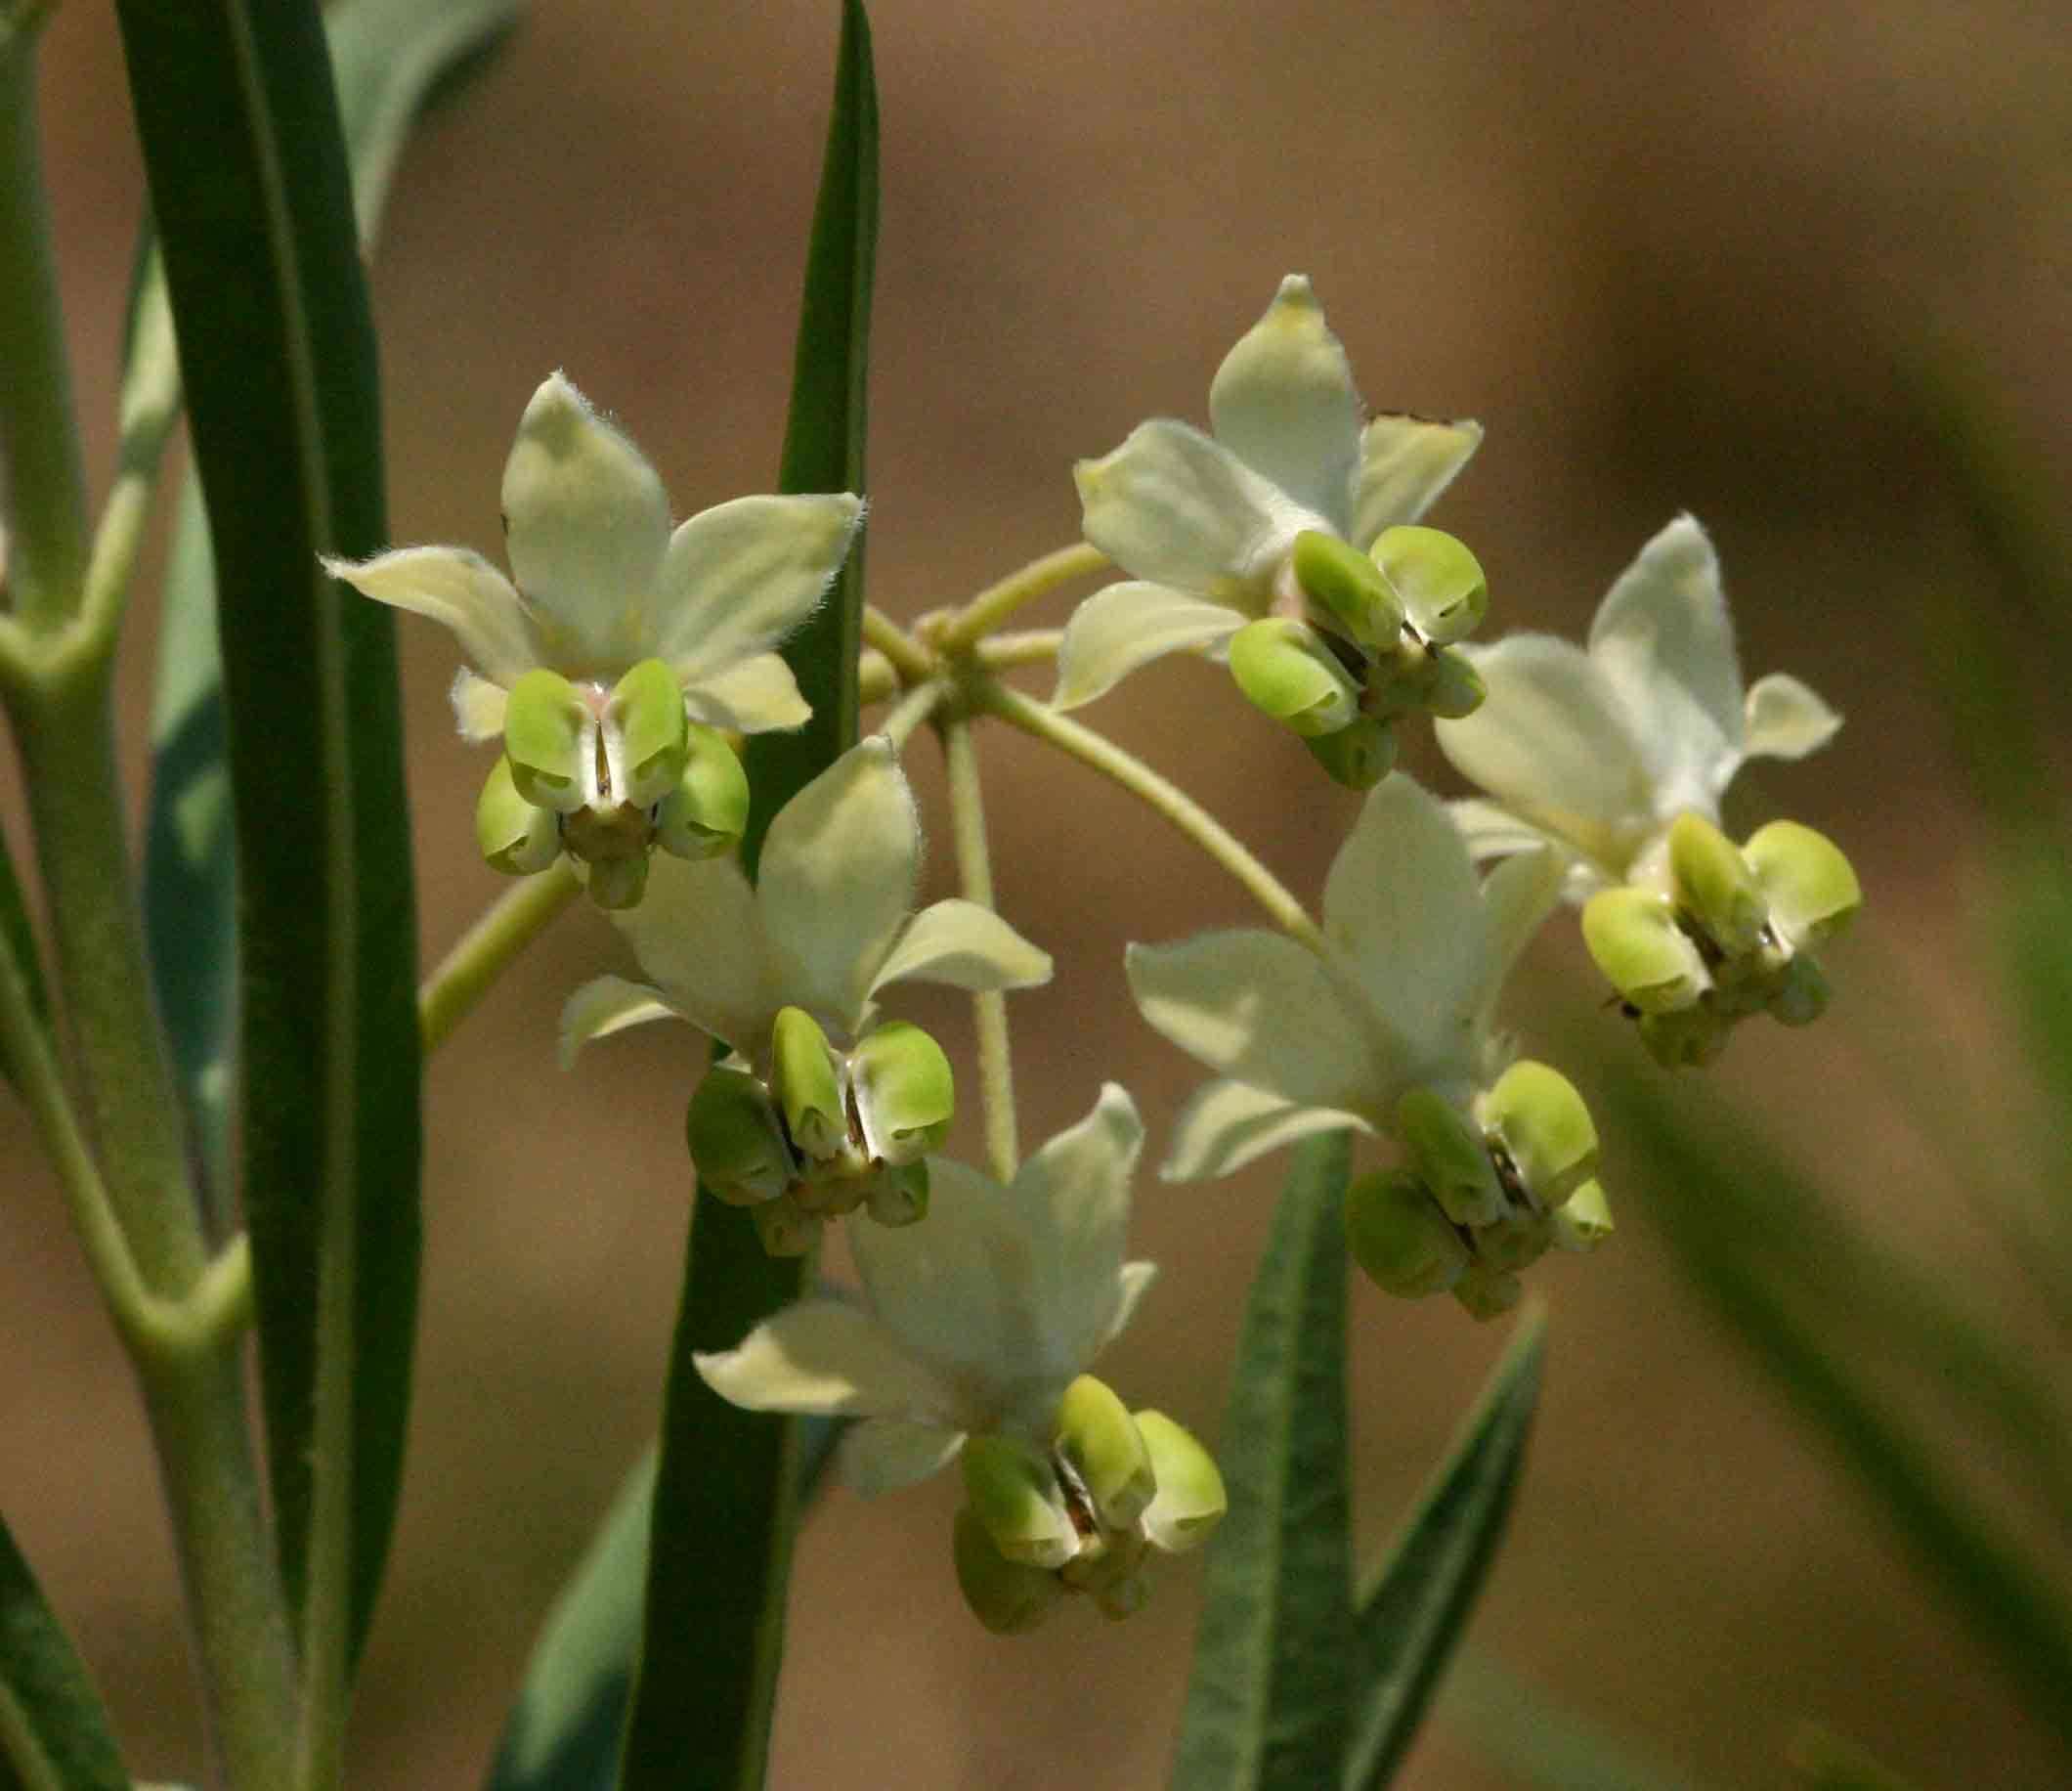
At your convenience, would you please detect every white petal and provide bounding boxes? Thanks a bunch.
[1015,1084,1144,1372]
[1160,1078,1370,1182]
[1349,414,1485,546]
[1126,931,1387,1120]
[1104,1261,1158,1349]
[694,1301,955,1420]
[449,667,509,742]
[1434,634,1657,872]
[1468,848,1566,1034]
[1744,672,1841,761]
[1446,798,1561,863]
[1051,582,1247,712]
[837,1418,966,1497]
[324,546,537,684]
[758,738,917,1034]
[557,975,683,1070]
[499,373,671,675]
[611,852,774,1058]
[870,898,1053,999]
[657,493,863,679]
[681,652,811,734]
[1207,276,1362,533]
[1075,419,1311,604]
[1587,516,1745,809]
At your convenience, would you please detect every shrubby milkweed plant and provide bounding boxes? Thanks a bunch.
[29,2,2042,1788]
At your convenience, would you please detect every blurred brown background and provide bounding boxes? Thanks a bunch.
[8,0,2070,1785]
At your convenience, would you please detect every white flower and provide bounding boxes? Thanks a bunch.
[1435,515,1840,897]
[694,1084,1157,1498]
[1127,776,1564,1182]
[1053,276,1482,711]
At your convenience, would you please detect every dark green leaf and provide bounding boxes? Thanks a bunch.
[1171,1129,1357,1791]
[112,0,418,1672]
[615,8,877,1788]
[0,1515,128,1791]
[1342,1309,1545,1789]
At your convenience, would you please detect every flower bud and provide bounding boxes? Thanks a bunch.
[1304,716,1397,790]
[1055,1376,1156,1532]
[685,1064,794,1205]
[1451,1261,1523,1323]
[1743,820,1861,951]
[961,1436,1077,1570]
[1581,887,1707,1013]
[770,1007,847,1160]
[600,657,689,808]
[1477,1060,1599,1209]
[656,724,751,859]
[1345,1166,1470,1296]
[1135,1410,1228,1553]
[864,1158,929,1228]
[1372,525,1488,645]
[1668,812,1769,956]
[952,1506,1066,1636]
[475,757,561,875]
[503,668,593,812]
[1396,1087,1504,1229]
[1292,528,1404,649]
[1552,1178,1614,1251]
[1766,953,1831,1027]
[583,850,649,911]
[1474,1210,1554,1272]
[750,1195,819,1257]
[1636,1004,1730,1069]
[849,1021,954,1166]
[1418,647,1486,720]
[1228,617,1361,737]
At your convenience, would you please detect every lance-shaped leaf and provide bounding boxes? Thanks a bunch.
[0,1515,129,1791]
[1342,1306,1545,1788]
[1170,1130,1356,1791]
[614,6,877,1787]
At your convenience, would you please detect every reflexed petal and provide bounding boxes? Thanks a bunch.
[1744,672,1841,761]
[1434,634,1656,868]
[1161,1078,1368,1182]
[1075,419,1311,603]
[871,898,1053,998]
[1051,582,1247,712]
[1587,516,1744,808]
[837,1418,966,1497]
[500,373,671,672]
[1126,931,1385,1117]
[1469,848,1567,1033]
[681,651,812,734]
[658,493,863,678]
[449,667,509,742]
[1016,1084,1144,1372]
[557,975,681,1069]
[759,738,917,1032]
[324,546,537,684]
[1349,414,1485,546]
[1446,798,1563,863]
[1104,1261,1158,1349]
[694,1300,955,1420]
[612,852,773,1056]
[1207,276,1362,532]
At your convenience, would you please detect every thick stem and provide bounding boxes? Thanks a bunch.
[419,856,582,1054]
[939,714,1017,1182]
[934,542,1108,652]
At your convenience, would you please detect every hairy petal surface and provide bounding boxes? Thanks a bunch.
[1016,1084,1144,1374]
[323,546,537,685]
[1052,582,1248,712]
[611,853,772,1055]
[680,652,812,734]
[695,1301,954,1420]
[658,493,862,679]
[1350,413,1485,546]
[870,898,1054,999]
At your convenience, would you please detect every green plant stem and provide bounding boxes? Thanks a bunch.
[976,628,1062,672]
[418,856,582,1054]
[974,679,1322,949]
[0,17,89,632]
[878,677,945,751]
[860,604,931,683]
[934,542,1107,652]
[939,712,1017,1182]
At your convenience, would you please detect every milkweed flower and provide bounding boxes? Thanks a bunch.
[324,372,862,907]
[1055,276,1489,785]
[561,737,1053,1250]
[1127,775,1608,1319]
[696,1085,1226,1632]
[1434,516,1860,1066]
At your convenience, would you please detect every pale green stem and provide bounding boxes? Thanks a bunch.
[880,678,947,753]
[975,629,1062,673]
[858,648,896,707]
[0,16,88,632]
[975,680,1322,950]
[861,603,931,683]
[419,856,582,1054]
[934,542,1109,653]
[939,714,1017,1183]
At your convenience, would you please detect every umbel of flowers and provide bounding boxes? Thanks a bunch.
[325,372,863,907]
[1435,517,1863,1066]
[1055,277,1492,787]
[563,739,1053,1252]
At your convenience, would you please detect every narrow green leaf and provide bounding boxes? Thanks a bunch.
[111,0,419,1673]
[1342,1309,1546,1789]
[616,8,877,1788]
[0,826,50,1094]
[0,1515,128,1791]
[1171,1129,1357,1791]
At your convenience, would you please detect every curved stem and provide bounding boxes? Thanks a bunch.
[935,542,1108,652]
[861,604,931,684]
[880,678,947,753]
[974,680,1322,950]
[975,629,1062,673]
[418,856,583,1055]
[938,714,1017,1183]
